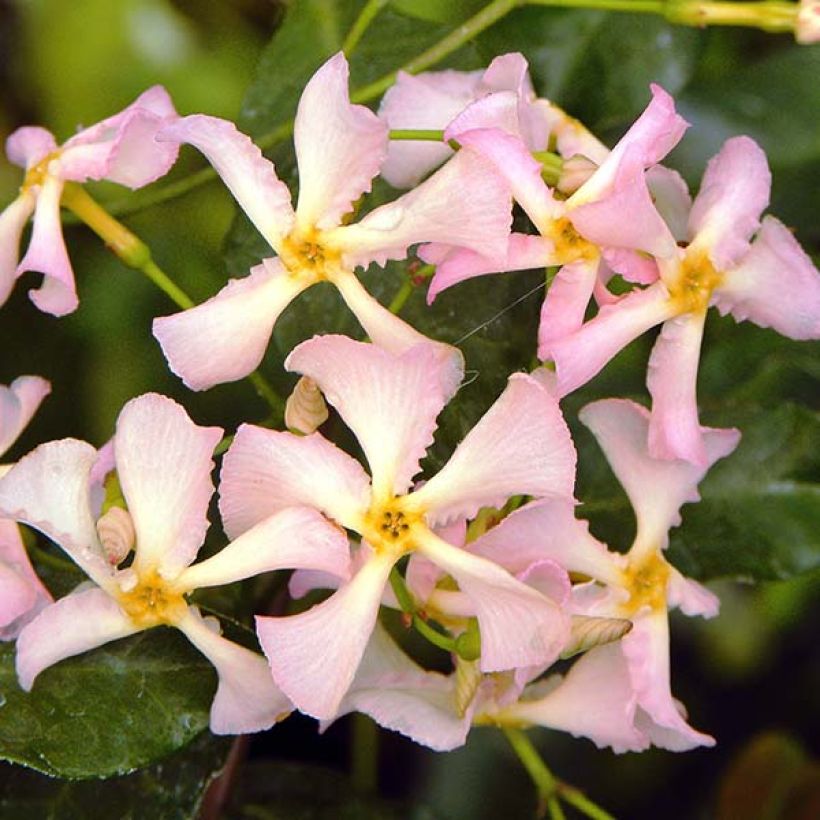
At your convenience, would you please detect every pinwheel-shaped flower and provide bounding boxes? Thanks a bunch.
[218,335,577,720]
[0,376,52,639]
[0,393,349,734]
[153,52,511,394]
[0,88,179,315]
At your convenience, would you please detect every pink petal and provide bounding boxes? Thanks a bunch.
[547,282,675,393]
[333,147,512,269]
[623,611,715,750]
[158,115,294,252]
[416,530,570,672]
[0,193,35,307]
[153,258,309,390]
[16,175,77,316]
[219,424,371,538]
[600,248,659,285]
[446,92,523,141]
[538,257,601,359]
[257,550,395,719]
[501,644,648,753]
[667,568,719,618]
[578,399,740,550]
[646,311,709,464]
[294,53,387,230]
[688,136,770,270]
[177,607,291,734]
[424,233,552,304]
[114,394,222,577]
[15,587,139,690]
[332,623,469,751]
[0,439,112,588]
[6,127,57,169]
[286,336,452,500]
[481,52,535,96]
[469,498,623,586]
[410,373,576,524]
[537,100,609,164]
[178,506,350,591]
[330,269,464,397]
[646,165,692,242]
[714,216,820,340]
[0,375,51,456]
[378,68,482,188]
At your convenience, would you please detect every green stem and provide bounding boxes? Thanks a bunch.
[343,0,389,55]
[558,784,617,820]
[503,728,559,810]
[142,258,194,309]
[387,278,414,315]
[388,128,446,141]
[351,713,380,793]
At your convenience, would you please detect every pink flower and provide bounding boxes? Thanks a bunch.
[0,376,52,639]
[0,87,179,316]
[0,393,349,734]
[420,85,689,361]
[152,52,511,393]
[218,334,577,720]
[548,137,820,463]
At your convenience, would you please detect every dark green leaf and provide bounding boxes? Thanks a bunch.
[0,629,215,778]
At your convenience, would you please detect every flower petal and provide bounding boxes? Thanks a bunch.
[416,530,570,672]
[257,549,395,719]
[294,53,388,230]
[114,394,221,577]
[646,165,692,243]
[0,439,111,588]
[177,607,291,735]
[178,506,350,591]
[219,424,372,538]
[0,193,35,307]
[158,115,294,252]
[153,258,308,390]
[0,375,51,456]
[15,587,139,690]
[16,175,77,316]
[688,136,770,270]
[286,336,452,500]
[578,399,740,550]
[666,568,719,618]
[6,127,57,169]
[714,216,820,340]
[410,373,576,525]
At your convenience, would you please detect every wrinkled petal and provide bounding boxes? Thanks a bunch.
[0,193,36,307]
[578,399,740,551]
[257,549,395,719]
[0,439,111,588]
[666,568,719,618]
[177,607,291,734]
[547,282,675,393]
[333,147,512,269]
[416,530,570,672]
[6,127,58,169]
[499,643,648,753]
[0,375,51,456]
[153,258,308,391]
[178,506,350,591]
[219,425,371,538]
[688,136,770,270]
[16,175,77,316]
[424,233,552,304]
[294,53,387,230]
[446,92,523,141]
[16,587,139,690]
[714,216,820,340]
[286,336,453,500]
[411,374,576,525]
[330,269,464,398]
[158,115,294,252]
[646,311,708,464]
[114,394,221,577]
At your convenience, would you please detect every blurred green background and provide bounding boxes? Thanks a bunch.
[0,1,818,817]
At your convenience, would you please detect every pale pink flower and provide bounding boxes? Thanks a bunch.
[0,88,179,316]
[0,376,52,639]
[152,52,511,394]
[218,334,577,720]
[796,0,820,43]
[420,85,689,361]
[548,136,820,463]
[0,393,349,734]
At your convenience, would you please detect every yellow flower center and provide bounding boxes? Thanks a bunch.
[620,550,671,616]
[669,249,722,314]
[279,227,341,282]
[544,217,597,264]
[21,151,61,194]
[117,570,187,629]
[360,498,424,557]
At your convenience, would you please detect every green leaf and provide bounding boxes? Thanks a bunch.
[0,629,215,778]
[0,732,230,820]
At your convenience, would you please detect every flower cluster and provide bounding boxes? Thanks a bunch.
[0,50,817,764]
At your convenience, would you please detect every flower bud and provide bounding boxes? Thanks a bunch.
[285,376,329,435]
[96,505,136,566]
